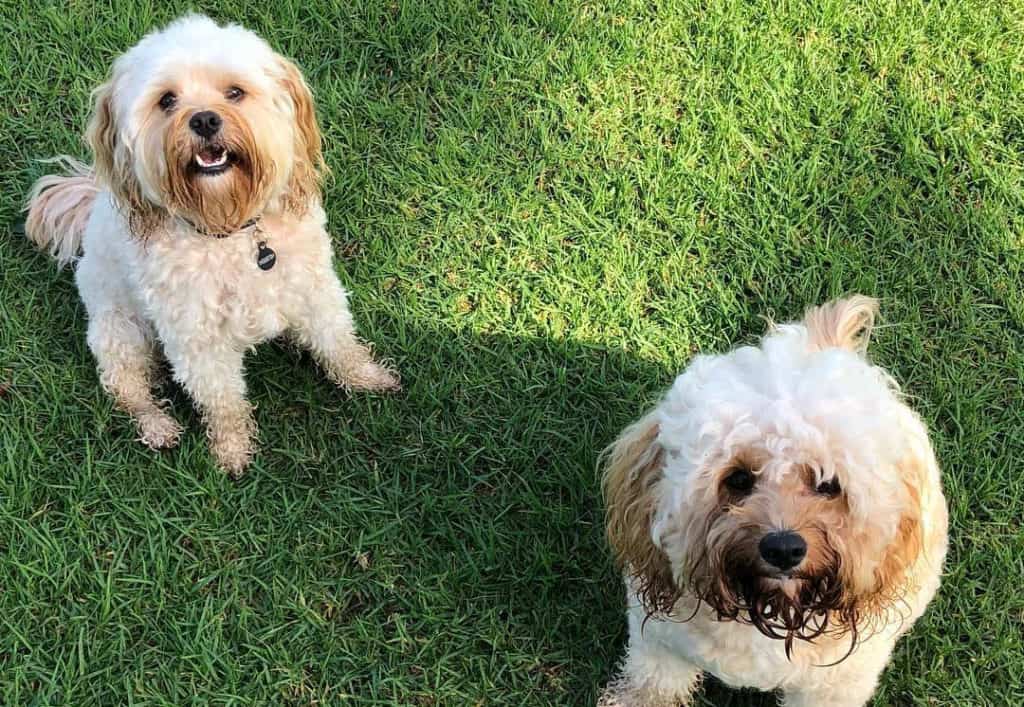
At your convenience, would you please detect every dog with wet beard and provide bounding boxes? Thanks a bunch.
[599,297,948,707]
[24,15,398,476]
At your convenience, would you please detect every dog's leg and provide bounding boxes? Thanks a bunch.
[88,309,182,449]
[784,680,878,707]
[598,648,702,707]
[290,278,399,392]
[783,647,890,707]
[163,341,254,477]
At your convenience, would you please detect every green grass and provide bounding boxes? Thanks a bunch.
[2,0,1023,704]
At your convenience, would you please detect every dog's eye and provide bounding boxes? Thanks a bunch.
[816,478,842,498]
[724,467,755,493]
[225,86,245,102]
[158,92,177,111]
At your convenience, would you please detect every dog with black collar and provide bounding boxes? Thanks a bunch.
[24,15,399,476]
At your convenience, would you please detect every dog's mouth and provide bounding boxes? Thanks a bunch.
[759,570,804,583]
[695,561,855,656]
[192,145,235,175]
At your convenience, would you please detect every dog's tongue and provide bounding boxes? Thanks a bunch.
[195,147,227,168]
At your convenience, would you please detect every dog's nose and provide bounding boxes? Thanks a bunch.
[759,531,807,571]
[189,110,222,138]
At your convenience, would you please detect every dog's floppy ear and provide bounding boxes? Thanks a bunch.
[802,295,879,354]
[277,57,326,214]
[86,79,161,238]
[86,81,117,186]
[869,450,935,610]
[602,410,678,614]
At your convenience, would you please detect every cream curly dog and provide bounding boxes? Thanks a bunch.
[600,297,948,706]
[25,15,398,476]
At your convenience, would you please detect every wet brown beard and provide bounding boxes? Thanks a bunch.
[691,547,861,661]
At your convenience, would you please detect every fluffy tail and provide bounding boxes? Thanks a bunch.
[802,294,879,354]
[24,156,100,267]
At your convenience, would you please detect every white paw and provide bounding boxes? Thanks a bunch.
[344,360,401,392]
[136,411,183,449]
[210,435,253,479]
[207,413,256,478]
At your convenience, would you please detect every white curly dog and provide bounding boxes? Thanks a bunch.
[600,297,947,706]
[25,15,398,476]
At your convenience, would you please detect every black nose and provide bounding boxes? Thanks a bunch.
[189,110,222,138]
[759,531,807,571]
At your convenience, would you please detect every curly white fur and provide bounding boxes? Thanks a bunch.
[601,296,948,706]
[24,15,398,476]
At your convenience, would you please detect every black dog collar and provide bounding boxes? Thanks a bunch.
[179,216,276,271]
[180,216,260,239]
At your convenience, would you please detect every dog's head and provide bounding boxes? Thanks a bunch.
[603,296,939,655]
[86,14,324,237]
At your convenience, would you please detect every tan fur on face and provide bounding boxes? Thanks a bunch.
[161,103,270,234]
[602,412,679,614]
[88,54,325,238]
[856,456,925,614]
[700,464,847,583]
[685,460,861,651]
[87,81,164,238]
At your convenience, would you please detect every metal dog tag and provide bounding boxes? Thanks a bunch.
[256,241,276,270]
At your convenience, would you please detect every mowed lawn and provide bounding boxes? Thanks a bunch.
[1,0,1022,704]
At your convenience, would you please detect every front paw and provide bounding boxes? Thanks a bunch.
[207,412,256,478]
[597,686,642,707]
[136,409,183,449]
[597,675,695,707]
[344,360,401,393]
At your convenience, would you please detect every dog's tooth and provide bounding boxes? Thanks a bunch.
[195,150,227,168]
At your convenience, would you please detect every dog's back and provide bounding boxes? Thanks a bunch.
[24,156,100,267]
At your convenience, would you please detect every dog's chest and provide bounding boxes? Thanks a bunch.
[662,613,808,689]
[630,601,862,693]
[136,223,326,344]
